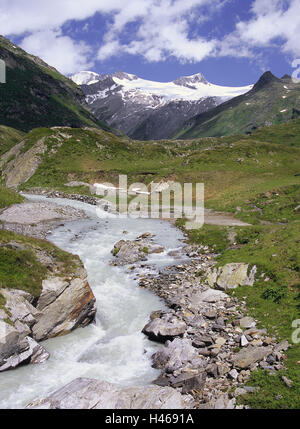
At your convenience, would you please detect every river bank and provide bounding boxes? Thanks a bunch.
[0,193,290,409]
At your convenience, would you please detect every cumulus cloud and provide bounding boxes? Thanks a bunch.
[1,0,226,70]
[229,0,300,57]
[98,0,220,63]
[1,0,300,74]
[21,30,94,75]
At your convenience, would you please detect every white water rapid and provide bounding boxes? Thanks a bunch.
[0,195,188,409]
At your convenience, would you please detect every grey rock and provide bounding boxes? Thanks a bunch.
[228,369,239,380]
[27,337,50,364]
[207,263,257,290]
[27,378,194,409]
[240,335,249,347]
[142,316,187,342]
[1,289,40,329]
[240,317,256,329]
[0,330,49,372]
[282,376,293,388]
[32,272,96,342]
[112,239,148,265]
[206,363,218,378]
[266,354,276,365]
[168,371,207,393]
[232,346,272,369]
[192,334,214,346]
[191,288,228,304]
[0,320,22,369]
[274,340,289,352]
[204,310,217,319]
[213,394,236,409]
[152,338,202,373]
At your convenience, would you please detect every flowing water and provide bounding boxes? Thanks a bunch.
[0,195,188,409]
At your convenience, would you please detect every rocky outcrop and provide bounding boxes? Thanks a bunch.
[32,270,96,341]
[206,263,257,290]
[0,264,96,372]
[0,270,96,371]
[3,138,47,188]
[27,378,194,409]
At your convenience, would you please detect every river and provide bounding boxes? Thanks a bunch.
[0,195,188,409]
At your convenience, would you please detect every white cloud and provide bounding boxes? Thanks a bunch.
[21,30,94,75]
[1,0,300,73]
[232,0,300,57]
[97,0,224,63]
[1,0,226,69]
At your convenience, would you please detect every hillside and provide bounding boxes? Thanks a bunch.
[175,72,300,139]
[0,125,25,156]
[0,36,112,133]
[0,124,299,220]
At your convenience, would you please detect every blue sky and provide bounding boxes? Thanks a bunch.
[1,0,300,86]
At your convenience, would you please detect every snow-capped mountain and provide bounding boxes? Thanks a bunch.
[71,71,253,140]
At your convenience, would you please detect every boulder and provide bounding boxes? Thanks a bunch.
[0,320,23,369]
[0,268,95,371]
[191,288,228,304]
[32,271,96,341]
[112,240,148,265]
[27,378,194,409]
[240,317,256,329]
[1,289,41,331]
[142,314,187,342]
[152,338,204,373]
[232,346,272,369]
[207,263,257,290]
[168,371,207,393]
[112,237,164,266]
[0,320,49,372]
[212,394,236,409]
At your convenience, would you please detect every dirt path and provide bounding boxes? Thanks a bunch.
[203,209,250,226]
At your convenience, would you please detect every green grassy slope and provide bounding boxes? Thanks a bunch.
[0,125,25,157]
[0,126,298,219]
[0,36,112,133]
[175,72,300,139]
[0,186,24,209]
[0,229,80,297]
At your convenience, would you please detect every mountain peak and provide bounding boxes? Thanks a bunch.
[112,71,138,81]
[173,72,208,88]
[253,71,280,91]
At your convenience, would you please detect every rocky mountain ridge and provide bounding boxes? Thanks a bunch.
[71,70,252,140]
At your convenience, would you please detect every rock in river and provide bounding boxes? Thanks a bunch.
[27,378,194,409]
[142,312,187,342]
